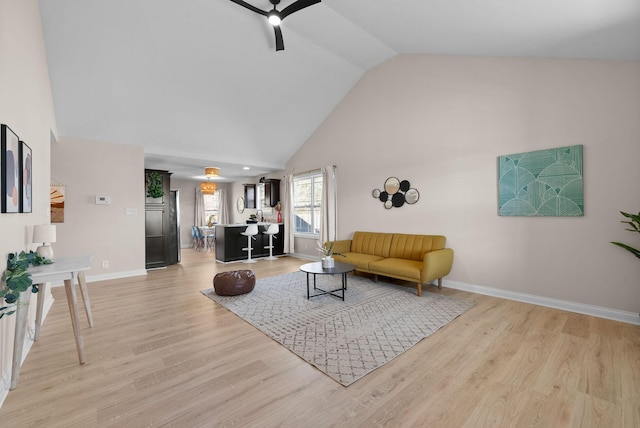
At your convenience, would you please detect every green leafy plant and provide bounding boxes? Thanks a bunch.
[611,211,640,259]
[1,251,52,319]
[146,171,164,198]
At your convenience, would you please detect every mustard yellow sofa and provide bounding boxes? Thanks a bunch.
[327,231,454,296]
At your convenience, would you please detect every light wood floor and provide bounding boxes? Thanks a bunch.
[1,249,639,427]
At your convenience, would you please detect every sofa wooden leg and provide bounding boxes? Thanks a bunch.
[438,278,442,289]
[417,283,422,297]
[373,274,378,282]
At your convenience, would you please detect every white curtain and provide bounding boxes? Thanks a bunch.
[319,165,338,245]
[194,188,205,226]
[217,188,229,225]
[283,173,295,254]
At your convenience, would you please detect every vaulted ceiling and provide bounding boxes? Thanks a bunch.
[38,0,640,182]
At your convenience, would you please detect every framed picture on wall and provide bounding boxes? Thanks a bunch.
[51,183,65,223]
[1,124,21,213]
[20,141,32,213]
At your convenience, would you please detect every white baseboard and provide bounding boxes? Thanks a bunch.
[443,279,640,326]
[285,258,640,325]
[49,269,147,287]
[43,264,639,325]
[86,269,148,283]
[288,252,317,261]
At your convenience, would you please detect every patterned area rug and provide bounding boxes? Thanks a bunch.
[201,271,475,386]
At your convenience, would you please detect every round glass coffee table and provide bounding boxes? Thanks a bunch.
[299,261,356,301]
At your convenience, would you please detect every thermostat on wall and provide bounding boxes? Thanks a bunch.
[95,195,110,205]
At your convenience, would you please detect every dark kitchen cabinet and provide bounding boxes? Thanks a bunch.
[244,184,256,209]
[263,178,281,207]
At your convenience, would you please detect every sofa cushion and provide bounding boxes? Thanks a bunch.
[369,258,422,282]
[389,234,446,261]
[339,252,384,271]
[351,231,392,258]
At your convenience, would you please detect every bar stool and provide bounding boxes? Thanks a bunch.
[263,223,279,260]
[241,224,259,263]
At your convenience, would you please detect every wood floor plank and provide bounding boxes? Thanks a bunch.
[1,249,639,427]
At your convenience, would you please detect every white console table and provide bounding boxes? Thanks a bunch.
[11,255,93,389]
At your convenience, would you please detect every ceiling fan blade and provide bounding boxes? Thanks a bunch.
[274,26,284,51]
[229,0,268,16]
[280,0,321,20]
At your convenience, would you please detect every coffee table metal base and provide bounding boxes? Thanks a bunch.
[299,262,356,301]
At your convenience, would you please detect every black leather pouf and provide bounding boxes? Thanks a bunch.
[213,270,256,296]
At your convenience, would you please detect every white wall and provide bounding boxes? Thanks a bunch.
[287,55,640,314]
[0,0,58,405]
[171,179,197,248]
[50,138,146,278]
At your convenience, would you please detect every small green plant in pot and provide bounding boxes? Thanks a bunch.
[611,211,640,259]
[1,251,52,319]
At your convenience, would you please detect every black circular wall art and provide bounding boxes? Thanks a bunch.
[372,177,419,209]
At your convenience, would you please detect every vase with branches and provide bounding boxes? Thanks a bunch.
[317,241,343,268]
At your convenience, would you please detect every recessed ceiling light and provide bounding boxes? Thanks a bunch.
[243,166,250,170]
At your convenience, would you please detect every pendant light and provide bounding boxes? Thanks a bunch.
[201,167,219,194]
[205,167,219,177]
[200,181,217,194]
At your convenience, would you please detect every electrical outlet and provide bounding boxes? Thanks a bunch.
[102,260,109,268]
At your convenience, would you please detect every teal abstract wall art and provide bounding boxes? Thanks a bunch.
[498,145,583,216]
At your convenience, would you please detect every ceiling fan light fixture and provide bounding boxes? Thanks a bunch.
[230,0,321,51]
[268,12,281,26]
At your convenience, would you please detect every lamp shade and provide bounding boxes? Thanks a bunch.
[205,167,219,177]
[200,181,217,195]
[33,224,56,244]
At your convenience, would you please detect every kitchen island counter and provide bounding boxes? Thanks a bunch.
[215,223,284,262]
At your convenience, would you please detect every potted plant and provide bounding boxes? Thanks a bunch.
[317,241,342,269]
[1,251,51,319]
[247,214,258,224]
[611,211,640,259]
[146,171,164,199]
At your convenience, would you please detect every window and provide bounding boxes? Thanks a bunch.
[203,192,220,224]
[255,183,273,216]
[293,171,323,235]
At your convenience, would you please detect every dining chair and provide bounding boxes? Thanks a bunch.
[203,227,215,252]
[192,226,205,251]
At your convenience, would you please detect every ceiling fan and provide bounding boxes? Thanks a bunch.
[230,0,321,51]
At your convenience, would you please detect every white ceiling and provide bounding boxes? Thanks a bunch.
[38,0,640,182]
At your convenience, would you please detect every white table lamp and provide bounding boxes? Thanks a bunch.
[33,224,56,259]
